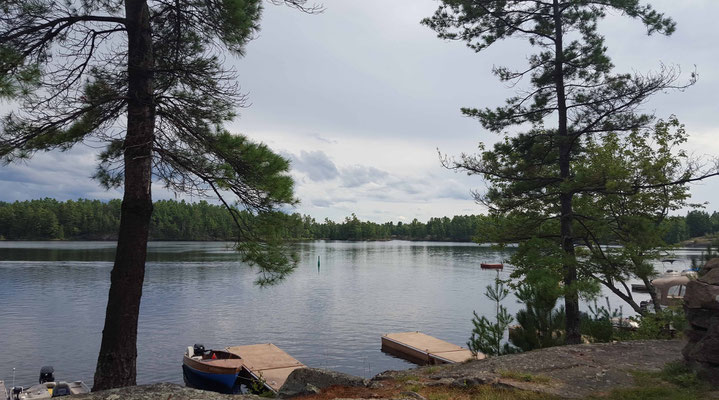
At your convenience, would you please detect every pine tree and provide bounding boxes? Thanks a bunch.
[423,0,713,344]
[1,0,318,389]
[467,276,517,356]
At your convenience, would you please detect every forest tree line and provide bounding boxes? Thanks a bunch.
[0,198,716,244]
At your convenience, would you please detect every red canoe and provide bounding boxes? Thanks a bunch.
[480,263,504,269]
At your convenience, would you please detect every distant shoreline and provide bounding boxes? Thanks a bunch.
[0,237,477,243]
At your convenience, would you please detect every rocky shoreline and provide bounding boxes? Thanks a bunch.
[74,340,686,399]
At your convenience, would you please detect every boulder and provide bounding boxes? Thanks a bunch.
[684,327,707,343]
[278,368,367,398]
[683,280,719,309]
[74,383,261,400]
[684,323,719,365]
[704,258,719,271]
[685,307,719,330]
[699,267,719,285]
[696,363,719,387]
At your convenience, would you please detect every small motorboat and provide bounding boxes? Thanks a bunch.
[9,367,89,399]
[652,273,692,307]
[480,263,503,270]
[182,344,244,394]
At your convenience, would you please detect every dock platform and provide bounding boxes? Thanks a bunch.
[381,331,484,365]
[226,343,305,393]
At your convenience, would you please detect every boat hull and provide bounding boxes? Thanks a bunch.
[182,363,239,394]
[480,263,503,269]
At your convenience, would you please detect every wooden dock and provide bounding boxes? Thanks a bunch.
[381,331,484,365]
[226,343,305,393]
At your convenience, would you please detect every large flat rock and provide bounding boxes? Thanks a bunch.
[380,340,685,399]
[73,383,261,400]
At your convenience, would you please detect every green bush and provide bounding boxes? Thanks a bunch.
[468,277,518,356]
[629,306,687,340]
[509,273,565,351]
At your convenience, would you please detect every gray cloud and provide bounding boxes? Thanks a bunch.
[0,147,123,202]
[286,149,391,188]
[288,150,339,182]
[310,134,338,145]
[311,198,333,208]
[435,181,473,201]
[340,165,389,188]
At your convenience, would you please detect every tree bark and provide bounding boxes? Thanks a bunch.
[552,0,581,345]
[93,0,155,391]
[641,275,664,314]
[600,279,644,316]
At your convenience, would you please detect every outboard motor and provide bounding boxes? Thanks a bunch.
[39,366,55,384]
[193,344,206,356]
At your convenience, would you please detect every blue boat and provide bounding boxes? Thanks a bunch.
[182,344,244,394]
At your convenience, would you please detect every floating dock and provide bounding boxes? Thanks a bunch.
[226,343,305,393]
[381,331,484,365]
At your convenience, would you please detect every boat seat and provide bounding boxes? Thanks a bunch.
[52,382,71,397]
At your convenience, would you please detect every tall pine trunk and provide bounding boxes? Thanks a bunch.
[552,0,581,345]
[93,0,155,390]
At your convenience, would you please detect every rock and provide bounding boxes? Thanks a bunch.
[684,327,708,343]
[305,383,321,394]
[684,323,719,365]
[700,268,719,285]
[423,378,455,387]
[399,391,427,400]
[696,363,719,387]
[371,371,399,381]
[704,258,719,271]
[73,383,261,400]
[366,381,384,389]
[685,307,719,330]
[278,367,366,398]
[449,376,497,387]
[682,340,696,360]
[684,280,719,310]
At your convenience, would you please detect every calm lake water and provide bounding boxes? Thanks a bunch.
[0,240,701,387]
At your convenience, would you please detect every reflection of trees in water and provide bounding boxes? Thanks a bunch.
[0,247,116,262]
[0,244,245,263]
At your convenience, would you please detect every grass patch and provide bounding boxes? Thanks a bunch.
[405,383,423,393]
[658,361,705,388]
[417,385,558,400]
[395,373,420,383]
[423,366,441,374]
[499,370,552,384]
[590,362,712,400]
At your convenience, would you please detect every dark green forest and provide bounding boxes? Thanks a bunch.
[0,198,715,244]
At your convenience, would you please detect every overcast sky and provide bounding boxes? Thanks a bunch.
[1,0,717,222]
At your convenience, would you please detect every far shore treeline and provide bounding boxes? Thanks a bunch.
[0,198,716,244]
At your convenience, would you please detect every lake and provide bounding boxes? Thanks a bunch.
[0,240,700,388]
